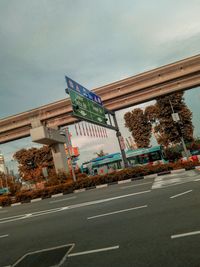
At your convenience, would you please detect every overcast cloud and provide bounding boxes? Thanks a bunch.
[0,0,200,167]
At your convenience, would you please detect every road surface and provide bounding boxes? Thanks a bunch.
[1,170,200,266]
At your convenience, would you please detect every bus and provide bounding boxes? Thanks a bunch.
[81,145,168,175]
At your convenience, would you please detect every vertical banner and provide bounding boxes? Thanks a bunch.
[75,124,78,136]
[85,123,89,136]
[100,127,103,138]
[88,123,93,137]
[78,123,82,136]
[95,125,98,138]
[105,128,108,138]
[97,126,100,138]
[92,124,96,137]
[82,123,86,136]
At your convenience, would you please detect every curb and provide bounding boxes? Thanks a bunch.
[1,166,200,208]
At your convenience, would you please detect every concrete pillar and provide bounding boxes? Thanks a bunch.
[51,143,69,174]
[30,119,70,174]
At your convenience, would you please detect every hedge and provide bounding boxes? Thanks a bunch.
[0,161,199,207]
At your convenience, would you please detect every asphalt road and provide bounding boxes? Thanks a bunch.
[1,170,200,267]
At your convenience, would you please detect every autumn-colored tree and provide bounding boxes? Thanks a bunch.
[13,146,54,182]
[153,92,193,146]
[0,171,21,195]
[124,108,152,148]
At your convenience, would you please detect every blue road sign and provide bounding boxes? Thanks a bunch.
[65,76,102,106]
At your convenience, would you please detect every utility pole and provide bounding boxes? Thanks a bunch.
[62,127,76,182]
[169,99,189,160]
[112,112,129,168]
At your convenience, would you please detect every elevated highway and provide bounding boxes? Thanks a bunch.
[1,54,200,144]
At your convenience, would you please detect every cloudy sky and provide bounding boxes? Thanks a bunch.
[0,0,200,169]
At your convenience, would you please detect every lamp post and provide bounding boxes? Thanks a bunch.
[169,99,189,160]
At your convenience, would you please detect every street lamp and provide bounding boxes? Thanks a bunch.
[169,99,190,160]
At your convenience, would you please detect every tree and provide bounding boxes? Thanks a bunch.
[0,171,21,195]
[13,146,54,182]
[124,108,152,148]
[154,92,193,145]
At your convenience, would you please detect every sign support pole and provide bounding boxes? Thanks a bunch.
[112,112,129,168]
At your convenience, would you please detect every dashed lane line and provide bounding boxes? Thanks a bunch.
[68,245,119,257]
[170,190,193,199]
[171,230,200,239]
[0,190,151,224]
[0,234,9,239]
[87,205,148,220]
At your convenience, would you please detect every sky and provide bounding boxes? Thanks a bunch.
[0,0,200,172]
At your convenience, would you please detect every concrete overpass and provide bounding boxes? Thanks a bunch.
[1,54,200,144]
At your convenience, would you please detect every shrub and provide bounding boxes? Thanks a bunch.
[0,196,12,207]
[8,160,200,205]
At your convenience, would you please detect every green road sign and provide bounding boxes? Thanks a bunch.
[69,89,107,126]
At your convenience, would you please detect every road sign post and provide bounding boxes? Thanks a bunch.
[112,112,129,168]
[65,76,128,169]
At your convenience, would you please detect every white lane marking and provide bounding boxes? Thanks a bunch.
[88,205,148,220]
[170,190,192,199]
[0,190,150,224]
[120,182,152,189]
[0,234,9,239]
[50,196,76,204]
[67,190,151,209]
[171,230,200,239]
[0,207,63,224]
[68,245,119,257]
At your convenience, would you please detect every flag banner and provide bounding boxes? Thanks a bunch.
[94,125,98,137]
[78,123,82,136]
[97,126,100,138]
[88,123,93,137]
[91,124,96,137]
[99,127,103,138]
[105,128,108,138]
[85,123,89,136]
[82,123,86,136]
[75,124,78,136]
[100,127,103,138]
[102,127,106,138]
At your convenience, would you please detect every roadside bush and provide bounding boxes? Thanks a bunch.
[0,196,12,207]
[8,160,200,205]
[15,182,74,203]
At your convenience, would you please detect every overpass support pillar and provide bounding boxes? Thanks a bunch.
[50,143,69,174]
[30,119,69,174]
